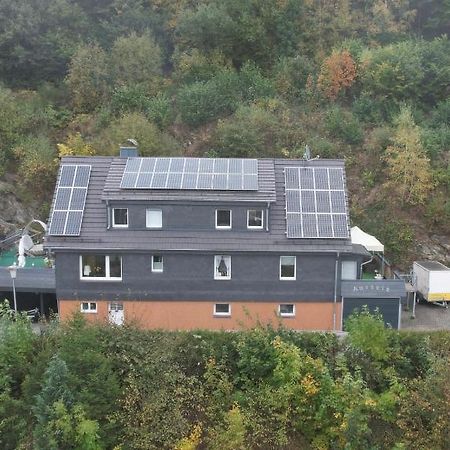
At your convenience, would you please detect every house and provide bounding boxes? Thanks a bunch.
[44,149,404,330]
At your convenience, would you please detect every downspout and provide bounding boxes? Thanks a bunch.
[333,252,339,332]
[266,202,270,231]
[106,200,111,230]
[360,255,374,279]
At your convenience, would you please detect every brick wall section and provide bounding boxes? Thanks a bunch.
[59,300,342,331]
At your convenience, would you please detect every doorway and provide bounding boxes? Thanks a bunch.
[108,302,124,325]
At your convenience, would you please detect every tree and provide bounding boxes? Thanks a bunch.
[33,355,74,449]
[318,50,357,100]
[94,112,181,156]
[12,135,58,196]
[57,133,95,157]
[110,31,163,92]
[66,44,110,113]
[384,106,433,205]
[345,307,391,361]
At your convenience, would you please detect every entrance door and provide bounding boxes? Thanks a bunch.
[108,302,124,325]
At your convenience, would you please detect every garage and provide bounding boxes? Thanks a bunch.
[341,280,406,330]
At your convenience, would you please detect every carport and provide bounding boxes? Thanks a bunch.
[0,267,56,316]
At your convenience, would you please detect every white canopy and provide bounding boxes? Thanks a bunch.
[351,226,384,252]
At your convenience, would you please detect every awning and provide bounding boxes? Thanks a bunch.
[351,226,384,252]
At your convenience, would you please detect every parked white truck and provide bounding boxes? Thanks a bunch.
[413,261,450,304]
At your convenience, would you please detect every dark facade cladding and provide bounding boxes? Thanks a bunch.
[55,252,345,302]
[45,155,371,329]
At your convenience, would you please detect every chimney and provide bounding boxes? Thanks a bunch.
[120,139,139,158]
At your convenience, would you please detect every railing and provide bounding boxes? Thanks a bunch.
[0,229,23,250]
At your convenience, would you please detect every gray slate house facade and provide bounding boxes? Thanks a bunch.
[45,152,373,330]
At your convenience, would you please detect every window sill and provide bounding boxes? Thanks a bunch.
[80,277,122,282]
[279,314,295,318]
[213,314,231,318]
[280,278,296,281]
[214,277,231,281]
[112,225,128,228]
[81,310,97,314]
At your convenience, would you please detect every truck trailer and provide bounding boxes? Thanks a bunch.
[413,261,450,304]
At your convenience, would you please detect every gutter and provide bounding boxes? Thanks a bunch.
[333,252,340,331]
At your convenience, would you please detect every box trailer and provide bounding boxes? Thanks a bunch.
[413,261,450,303]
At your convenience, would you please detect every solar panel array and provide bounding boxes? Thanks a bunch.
[48,165,91,236]
[120,157,258,190]
[284,166,349,239]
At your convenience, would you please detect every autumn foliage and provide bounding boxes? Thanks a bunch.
[318,50,357,100]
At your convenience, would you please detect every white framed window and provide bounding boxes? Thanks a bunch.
[215,210,232,229]
[152,255,163,272]
[341,261,357,280]
[247,209,263,229]
[81,302,97,313]
[80,255,122,280]
[214,303,231,316]
[280,256,296,280]
[112,208,128,228]
[146,209,162,228]
[278,304,295,317]
[214,255,231,280]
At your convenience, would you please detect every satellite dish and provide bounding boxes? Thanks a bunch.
[20,234,34,252]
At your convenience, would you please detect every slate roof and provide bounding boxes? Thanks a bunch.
[0,267,55,293]
[103,158,277,203]
[45,156,361,254]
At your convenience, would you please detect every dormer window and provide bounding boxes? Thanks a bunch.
[247,209,263,229]
[146,209,162,228]
[112,208,128,228]
[215,210,231,229]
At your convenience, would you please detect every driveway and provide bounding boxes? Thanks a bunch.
[401,301,450,331]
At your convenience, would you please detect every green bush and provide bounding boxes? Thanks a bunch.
[177,71,239,127]
[421,125,450,159]
[145,93,174,129]
[352,93,387,124]
[110,85,152,116]
[177,65,274,127]
[325,107,364,145]
[274,55,315,99]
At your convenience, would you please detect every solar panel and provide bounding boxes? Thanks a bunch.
[284,166,349,238]
[120,157,259,191]
[49,165,91,236]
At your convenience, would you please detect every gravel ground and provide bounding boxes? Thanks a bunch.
[401,300,450,331]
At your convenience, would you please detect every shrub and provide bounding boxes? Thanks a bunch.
[345,307,391,361]
[145,93,174,130]
[274,55,315,99]
[325,107,364,145]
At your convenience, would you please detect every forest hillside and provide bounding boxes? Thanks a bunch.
[0,0,449,267]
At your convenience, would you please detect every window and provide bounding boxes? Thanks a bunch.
[247,209,263,229]
[278,304,295,317]
[215,209,232,229]
[341,261,357,280]
[146,209,162,228]
[80,255,122,280]
[280,256,296,280]
[214,303,231,316]
[152,255,163,272]
[112,208,128,227]
[214,255,231,280]
[81,302,97,313]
